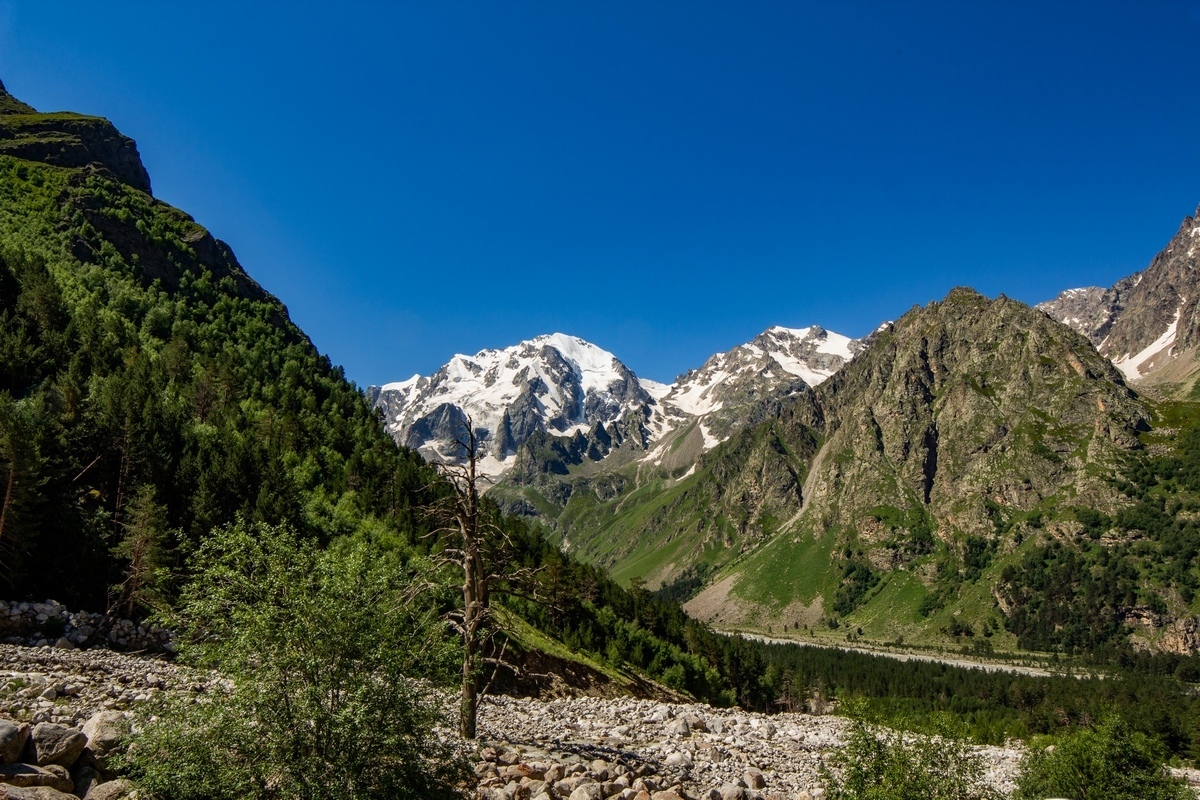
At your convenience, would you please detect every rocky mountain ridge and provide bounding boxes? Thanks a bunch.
[0,79,151,195]
[371,327,863,483]
[1038,205,1200,386]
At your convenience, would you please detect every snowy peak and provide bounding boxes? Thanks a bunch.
[372,333,649,478]
[374,324,865,482]
[660,325,862,419]
[639,325,864,464]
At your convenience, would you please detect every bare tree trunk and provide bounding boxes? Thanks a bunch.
[0,464,14,550]
[461,540,480,739]
[457,425,485,739]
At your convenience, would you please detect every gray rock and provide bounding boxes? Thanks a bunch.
[70,763,100,798]
[569,784,604,800]
[80,711,129,771]
[0,720,31,763]
[665,718,690,737]
[0,785,80,800]
[84,778,138,799]
[0,761,74,791]
[28,723,87,767]
[719,785,749,800]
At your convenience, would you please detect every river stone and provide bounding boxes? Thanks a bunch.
[744,769,766,790]
[80,711,129,772]
[0,786,79,800]
[0,761,74,791]
[0,721,30,763]
[28,723,87,767]
[568,784,604,800]
[83,779,138,800]
[665,718,690,737]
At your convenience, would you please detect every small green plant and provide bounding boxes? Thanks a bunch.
[1015,715,1191,800]
[121,520,467,800]
[823,703,999,800]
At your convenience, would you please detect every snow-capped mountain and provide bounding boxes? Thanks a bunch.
[643,326,863,462]
[372,333,651,478]
[372,326,863,482]
[1038,206,1200,382]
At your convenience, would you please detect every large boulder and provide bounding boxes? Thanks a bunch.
[0,761,74,791]
[83,779,138,800]
[26,724,86,768]
[0,721,31,763]
[80,712,129,774]
[0,786,80,800]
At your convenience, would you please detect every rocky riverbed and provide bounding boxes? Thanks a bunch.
[471,694,1023,799]
[0,641,1196,799]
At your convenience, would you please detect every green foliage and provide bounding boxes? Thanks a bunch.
[751,639,1200,758]
[833,554,879,616]
[110,484,172,617]
[122,520,466,800]
[824,705,999,800]
[0,157,439,609]
[1015,715,1191,800]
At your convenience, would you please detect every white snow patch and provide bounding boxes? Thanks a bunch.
[667,371,728,416]
[639,378,672,400]
[380,374,421,394]
[1113,306,1182,381]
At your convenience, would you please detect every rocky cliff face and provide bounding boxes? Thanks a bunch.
[0,81,151,195]
[372,334,654,478]
[1039,206,1200,382]
[549,290,1156,632]
[803,288,1148,539]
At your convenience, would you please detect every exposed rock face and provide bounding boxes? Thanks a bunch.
[802,288,1148,537]
[551,290,1155,613]
[0,83,151,194]
[373,334,655,479]
[490,327,865,565]
[1039,205,1200,382]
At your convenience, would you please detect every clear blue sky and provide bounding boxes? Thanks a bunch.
[2,2,1199,386]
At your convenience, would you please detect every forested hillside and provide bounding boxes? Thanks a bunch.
[0,80,435,608]
[0,79,757,708]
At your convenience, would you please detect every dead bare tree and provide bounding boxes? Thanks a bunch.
[426,419,498,740]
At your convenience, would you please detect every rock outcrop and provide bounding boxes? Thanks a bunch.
[0,81,151,195]
[1039,205,1200,383]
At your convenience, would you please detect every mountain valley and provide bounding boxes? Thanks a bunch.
[2,72,1200,798]
[378,209,1200,661]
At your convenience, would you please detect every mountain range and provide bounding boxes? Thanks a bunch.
[3,70,1196,662]
[375,205,1200,656]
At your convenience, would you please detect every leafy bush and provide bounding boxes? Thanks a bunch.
[122,520,467,800]
[823,707,999,800]
[1015,715,1191,800]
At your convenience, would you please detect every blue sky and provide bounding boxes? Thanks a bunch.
[2,3,1200,386]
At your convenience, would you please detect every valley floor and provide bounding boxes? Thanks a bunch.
[725,631,1075,679]
[0,642,1196,798]
[474,693,1023,798]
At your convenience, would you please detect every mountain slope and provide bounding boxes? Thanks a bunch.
[0,80,434,607]
[371,333,653,479]
[544,289,1164,650]
[1039,206,1200,386]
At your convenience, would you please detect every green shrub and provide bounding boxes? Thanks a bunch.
[823,706,999,800]
[1015,715,1190,800]
[122,520,467,800]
